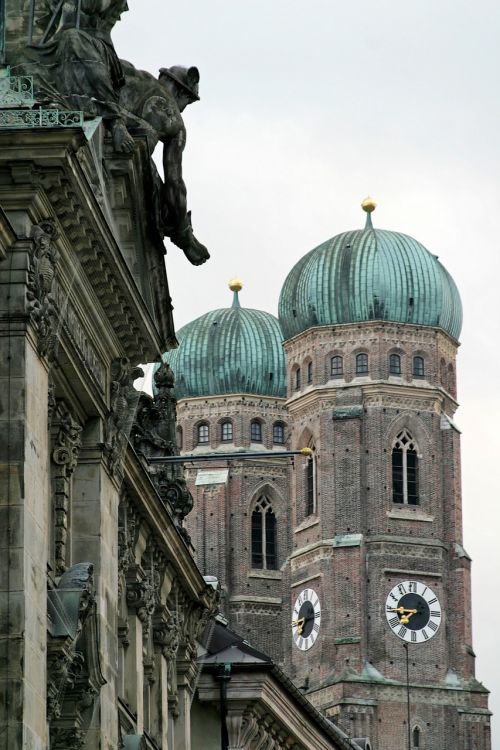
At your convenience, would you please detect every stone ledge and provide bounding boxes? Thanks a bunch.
[248,570,282,581]
[387,509,434,522]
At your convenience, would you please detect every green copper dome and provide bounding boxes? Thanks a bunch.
[158,284,286,399]
[279,206,462,341]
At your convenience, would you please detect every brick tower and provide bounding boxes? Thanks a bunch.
[278,199,490,749]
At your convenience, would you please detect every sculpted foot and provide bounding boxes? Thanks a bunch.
[169,212,210,266]
[110,119,135,154]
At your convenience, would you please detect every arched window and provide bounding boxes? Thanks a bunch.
[389,353,401,375]
[412,727,421,748]
[273,422,285,444]
[250,420,262,442]
[305,446,316,516]
[330,355,343,377]
[197,423,209,444]
[251,496,277,570]
[221,420,233,442]
[176,425,183,451]
[356,353,369,374]
[295,367,301,390]
[307,361,313,384]
[392,429,419,505]
[413,356,425,378]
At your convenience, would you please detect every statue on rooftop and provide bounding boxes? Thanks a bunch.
[120,62,210,266]
[32,0,135,152]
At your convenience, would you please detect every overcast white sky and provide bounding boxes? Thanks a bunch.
[115,2,500,744]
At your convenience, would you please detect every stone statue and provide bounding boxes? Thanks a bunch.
[33,0,135,153]
[120,63,209,266]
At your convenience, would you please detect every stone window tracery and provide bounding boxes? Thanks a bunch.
[250,419,262,442]
[356,352,369,375]
[197,422,209,444]
[392,429,419,505]
[221,420,233,442]
[413,355,425,378]
[389,353,401,375]
[331,355,343,377]
[251,496,277,570]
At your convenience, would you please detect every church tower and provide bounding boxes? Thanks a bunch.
[159,202,491,750]
[278,199,490,749]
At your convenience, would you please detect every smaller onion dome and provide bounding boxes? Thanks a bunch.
[156,281,286,399]
[279,201,462,341]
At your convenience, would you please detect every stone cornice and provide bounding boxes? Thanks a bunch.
[282,320,460,348]
[123,445,211,605]
[0,129,166,362]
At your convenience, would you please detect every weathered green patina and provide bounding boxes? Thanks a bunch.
[158,288,286,399]
[279,213,462,341]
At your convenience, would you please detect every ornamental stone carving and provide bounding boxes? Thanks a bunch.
[27,217,60,362]
[47,563,105,749]
[101,357,144,476]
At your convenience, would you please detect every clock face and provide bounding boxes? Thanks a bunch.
[291,588,321,651]
[385,580,442,643]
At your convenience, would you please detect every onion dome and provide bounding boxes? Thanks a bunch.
[278,199,462,341]
[157,281,286,399]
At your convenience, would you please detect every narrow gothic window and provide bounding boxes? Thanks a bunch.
[392,429,419,504]
[306,455,315,516]
[176,425,183,450]
[221,420,233,441]
[273,422,285,444]
[412,727,421,748]
[250,420,262,442]
[251,497,277,570]
[389,353,401,375]
[331,355,343,377]
[413,355,425,377]
[197,423,209,444]
[356,352,369,374]
[295,368,301,390]
[307,361,313,383]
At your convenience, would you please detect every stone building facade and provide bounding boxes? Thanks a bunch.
[161,208,491,750]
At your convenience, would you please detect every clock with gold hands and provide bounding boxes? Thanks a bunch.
[291,588,321,651]
[385,580,441,643]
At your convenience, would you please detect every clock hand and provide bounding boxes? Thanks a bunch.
[292,617,305,635]
[388,607,418,625]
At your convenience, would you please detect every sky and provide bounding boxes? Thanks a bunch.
[115,2,500,745]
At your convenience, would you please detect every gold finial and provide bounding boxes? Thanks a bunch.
[229,278,243,292]
[361,196,377,213]
[300,447,313,457]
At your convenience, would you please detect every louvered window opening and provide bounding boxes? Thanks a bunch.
[306,457,315,516]
[251,497,277,570]
[389,354,401,375]
[197,423,209,444]
[413,356,425,377]
[273,423,285,444]
[392,429,419,505]
[331,355,343,377]
[250,420,262,442]
[356,353,369,374]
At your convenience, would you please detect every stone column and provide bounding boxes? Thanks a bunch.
[72,429,121,749]
[0,220,52,750]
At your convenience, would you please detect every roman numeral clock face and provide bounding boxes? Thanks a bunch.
[385,580,442,643]
[291,588,321,651]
